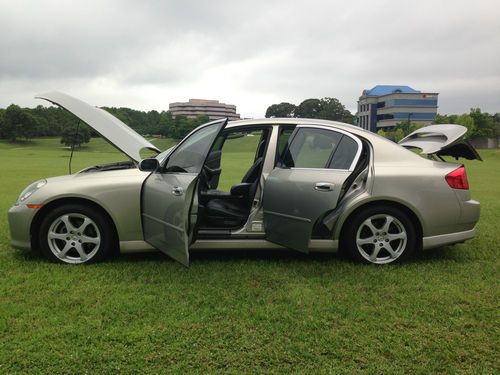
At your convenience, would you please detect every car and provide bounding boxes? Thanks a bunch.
[8,92,481,265]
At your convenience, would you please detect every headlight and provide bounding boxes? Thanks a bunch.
[16,179,47,204]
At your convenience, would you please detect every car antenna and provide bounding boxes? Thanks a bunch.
[69,120,81,175]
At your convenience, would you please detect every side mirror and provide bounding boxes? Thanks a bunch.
[139,158,160,172]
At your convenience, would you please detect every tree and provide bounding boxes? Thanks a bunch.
[265,102,296,118]
[395,121,422,136]
[469,108,494,138]
[317,97,351,122]
[393,128,405,142]
[433,114,451,124]
[0,109,4,138]
[266,97,355,124]
[294,98,322,118]
[60,123,91,148]
[454,114,475,139]
[2,104,34,142]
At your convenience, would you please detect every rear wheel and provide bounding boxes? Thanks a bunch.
[39,204,114,264]
[342,205,417,264]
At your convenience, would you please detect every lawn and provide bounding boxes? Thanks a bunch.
[0,138,498,373]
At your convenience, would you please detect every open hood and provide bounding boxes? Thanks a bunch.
[399,124,482,161]
[36,92,160,162]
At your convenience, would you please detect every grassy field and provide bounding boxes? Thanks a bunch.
[0,138,498,373]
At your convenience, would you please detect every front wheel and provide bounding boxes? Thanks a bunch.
[38,204,115,264]
[342,205,417,264]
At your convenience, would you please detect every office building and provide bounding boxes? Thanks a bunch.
[169,99,241,121]
[357,85,438,132]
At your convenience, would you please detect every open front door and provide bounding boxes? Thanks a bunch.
[141,119,227,265]
[263,125,362,252]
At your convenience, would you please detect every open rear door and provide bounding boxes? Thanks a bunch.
[141,119,227,265]
[399,124,482,161]
[263,125,362,252]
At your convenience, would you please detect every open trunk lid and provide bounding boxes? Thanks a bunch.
[398,124,482,161]
[36,91,160,163]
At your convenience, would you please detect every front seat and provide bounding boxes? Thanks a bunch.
[204,140,266,227]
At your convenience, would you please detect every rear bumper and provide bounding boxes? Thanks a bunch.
[7,204,36,250]
[422,228,475,250]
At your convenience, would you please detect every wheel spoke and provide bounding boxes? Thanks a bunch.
[385,242,398,258]
[60,215,77,232]
[388,233,406,241]
[48,231,68,241]
[358,236,376,245]
[370,246,381,261]
[77,217,93,233]
[362,219,378,235]
[381,216,394,233]
[74,244,88,261]
[58,242,73,258]
[81,235,100,245]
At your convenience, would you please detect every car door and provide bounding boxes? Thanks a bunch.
[141,119,227,265]
[263,125,362,252]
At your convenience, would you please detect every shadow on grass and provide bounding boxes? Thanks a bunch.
[11,244,466,266]
[113,249,341,264]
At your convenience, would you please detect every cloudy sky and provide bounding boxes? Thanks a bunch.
[0,0,499,117]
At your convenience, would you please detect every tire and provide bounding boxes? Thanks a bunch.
[342,205,417,264]
[38,204,115,264]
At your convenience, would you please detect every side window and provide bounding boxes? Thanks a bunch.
[328,136,359,170]
[165,123,222,173]
[282,128,343,168]
[276,127,295,161]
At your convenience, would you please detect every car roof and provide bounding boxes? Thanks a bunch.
[227,117,375,138]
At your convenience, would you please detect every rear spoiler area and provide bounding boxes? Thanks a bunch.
[399,124,482,161]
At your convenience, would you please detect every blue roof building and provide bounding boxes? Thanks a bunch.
[357,85,439,132]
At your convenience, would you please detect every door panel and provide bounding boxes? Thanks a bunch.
[204,150,222,188]
[142,173,198,266]
[141,119,227,265]
[263,168,350,252]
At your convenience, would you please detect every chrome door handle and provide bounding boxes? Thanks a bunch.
[172,186,184,196]
[314,182,334,191]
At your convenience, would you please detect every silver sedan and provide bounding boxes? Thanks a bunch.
[8,92,481,265]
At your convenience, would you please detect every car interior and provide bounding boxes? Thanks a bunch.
[197,126,273,229]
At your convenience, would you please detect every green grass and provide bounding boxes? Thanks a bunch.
[0,138,499,373]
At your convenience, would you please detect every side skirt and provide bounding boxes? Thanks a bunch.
[120,239,337,253]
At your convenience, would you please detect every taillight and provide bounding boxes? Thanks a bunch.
[445,165,469,190]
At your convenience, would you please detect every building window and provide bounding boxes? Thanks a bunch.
[377,114,395,121]
[393,112,437,120]
[390,99,438,107]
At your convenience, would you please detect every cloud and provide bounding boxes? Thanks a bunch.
[0,0,499,116]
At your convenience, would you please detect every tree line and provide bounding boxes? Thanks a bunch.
[0,104,210,146]
[265,97,355,124]
[377,108,500,142]
[0,97,498,147]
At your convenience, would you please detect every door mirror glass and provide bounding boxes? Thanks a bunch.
[139,158,160,171]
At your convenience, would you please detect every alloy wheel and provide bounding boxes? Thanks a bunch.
[355,214,407,264]
[47,213,101,264]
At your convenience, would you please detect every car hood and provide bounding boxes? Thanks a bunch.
[36,91,160,162]
[398,124,482,161]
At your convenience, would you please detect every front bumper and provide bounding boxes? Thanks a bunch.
[7,204,37,250]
